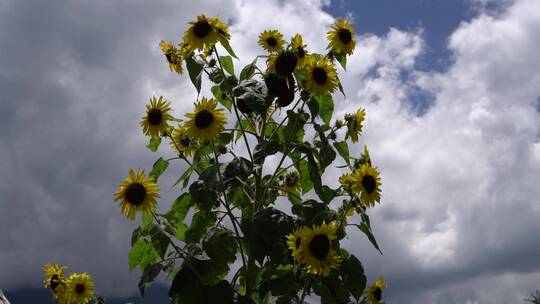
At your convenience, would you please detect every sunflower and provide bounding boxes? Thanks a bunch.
[209,16,230,45]
[140,96,173,138]
[282,171,301,194]
[353,164,382,207]
[267,50,298,76]
[338,172,355,193]
[286,227,305,259]
[345,108,365,143]
[114,169,159,220]
[66,273,94,304]
[303,56,338,95]
[43,263,67,301]
[170,125,197,157]
[258,30,285,53]
[184,97,227,141]
[183,15,219,51]
[159,40,183,75]
[291,34,308,69]
[298,222,342,276]
[367,277,388,304]
[179,40,194,58]
[360,145,372,167]
[327,18,356,55]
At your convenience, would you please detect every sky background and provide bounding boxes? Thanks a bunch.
[1,0,540,303]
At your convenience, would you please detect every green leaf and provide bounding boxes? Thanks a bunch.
[314,123,336,170]
[142,211,153,228]
[149,225,170,258]
[173,166,194,189]
[224,157,252,187]
[356,223,383,255]
[220,40,238,59]
[138,263,162,297]
[211,85,232,110]
[334,52,347,71]
[190,181,218,212]
[341,255,366,301]
[169,263,204,303]
[165,193,192,226]
[185,57,204,94]
[129,239,159,271]
[333,141,350,166]
[185,211,217,244]
[307,97,320,121]
[146,136,161,152]
[254,140,282,164]
[316,93,334,125]
[240,57,258,81]
[297,159,313,194]
[131,227,142,246]
[202,228,238,282]
[219,55,235,75]
[150,157,169,181]
[292,200,334,226]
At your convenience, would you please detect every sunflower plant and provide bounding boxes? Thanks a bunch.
[43,263,102,304]
[116,15,388,304]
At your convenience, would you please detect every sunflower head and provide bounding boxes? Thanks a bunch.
[114,169,159,220]
[297,222,342,276]
[209,16,230,44]
[353,164,382,207]
[170,125,198,157]
[367,276,388,304]
[159,40,183,75]
[184,97,227,141]
[66,273,94,304]
[140,96,173,138]
[338,172,355,193]
[43,263,68,300]
[183,15,219,51]
[263,72,296,107]
[303,56,338,96]
[179,41,195,58]
[282,171,301,194]
[286,227,305,259]
[267,49,298,76]
[258,30,285,53]
[327,18,356,55]
[345,108,365,143]
[291,34,308,69]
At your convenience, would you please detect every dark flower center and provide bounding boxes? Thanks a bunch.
[125,183,146,206]
[75,283,85,295]
[147,109,162,125]
[274,51,297,76]
[337,28,352,44]
[180,136,191,147]
[266,37,277,47]
[285,174,298,186]
[296,47,305,58]
[309,234,330,260]
[194,109,214,129]
[361,175,376,194]
[193,20,212,38]
[165,52,174,64]
[312,67,328,85]
[295,237,301,249]
[373,287,382,301]
[50,275,59,292]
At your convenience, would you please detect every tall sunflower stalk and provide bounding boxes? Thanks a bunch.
[114,15,388,304]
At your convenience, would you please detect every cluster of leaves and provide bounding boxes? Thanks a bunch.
[127,17,385,304]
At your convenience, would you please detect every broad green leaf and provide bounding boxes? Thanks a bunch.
[334,52,347,70]
[185,57,204,94]
[146,136,161,152]
[202,228,238,281]
[138,263,162,297]
[185,211,217,244]
[172,166,194,189]
[307,97,320,121]
[316,93,334,125]
[219,55,235,75]
[341,255,366,301]
[298,159,313,194]
[220,40,238,59]
[150,157,169,181]
[333,141,350,166]
[149,225,170,258]
[190,181,218,212]
[131,227,142,246]
[142,211,153,228]
[165,193,192,228]
[254,140,282,164]
[211,85,232,110]
[169,264,204,303]
[129,239,159,271]
[240,57,258,81]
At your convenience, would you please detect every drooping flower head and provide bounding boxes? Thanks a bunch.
[114,169,159,220]
[258,30,285,53]
[291,34,308,69]
[345,108,365,143]
[66,273,94,304]
[327,18,356,55]
[170,125,197,157]
[282,171,301,194]
[43,264,67,301]
[303,56,338,96]
[367,276,388,304]
[159,40,183,75]
[140,96,173,138]
[286,227,306,259]
[209,16,230,45]
[184,97,227,141]
[297,222,342,276]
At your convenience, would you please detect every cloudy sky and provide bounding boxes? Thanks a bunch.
[1,0,540,303]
